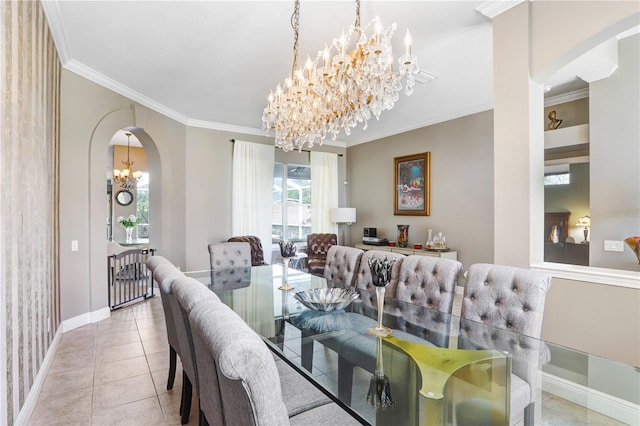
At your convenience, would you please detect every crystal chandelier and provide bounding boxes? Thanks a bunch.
[113,132,142,190]
[262,0,420,152]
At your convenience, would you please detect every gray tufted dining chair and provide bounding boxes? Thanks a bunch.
[395,255,463,313]
[147,258,184,391]
[208,242,251,271]
[169,275,220,424]
[456,263,552,426]
[355,250,405,302]
[189,298,360,426]
[323,245,364,288]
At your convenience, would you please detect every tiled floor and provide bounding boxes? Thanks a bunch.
[28,295,197,426]
[28,293,626,426]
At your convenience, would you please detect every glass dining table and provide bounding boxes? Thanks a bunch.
[185,264,527,425]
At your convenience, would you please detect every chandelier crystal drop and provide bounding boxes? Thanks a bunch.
[262,0,420,152]
[113,132,143,190]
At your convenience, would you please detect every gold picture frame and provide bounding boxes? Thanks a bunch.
[394,152,430,216]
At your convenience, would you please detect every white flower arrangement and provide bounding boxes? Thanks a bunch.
[118,214,140,228]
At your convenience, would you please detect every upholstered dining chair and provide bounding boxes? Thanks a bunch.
[208,242,251,271]
[169,275,220,424]
[189,298,360,426]
[455,263,552,426]
[354,249,405,299]
[306,233,337,276]
[227,235,268,266]
[395,255,463,314]
[146,258,184,391]
[323,245,364,288]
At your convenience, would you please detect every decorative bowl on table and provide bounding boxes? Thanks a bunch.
[293,288,360,312]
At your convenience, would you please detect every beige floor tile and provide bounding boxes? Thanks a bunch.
[97,318,139,334]
[102,309,136,323]
[92,374,157,409]
[27,387,93,426]
[145,349,180,373]
[150,366,183,395]
[96,329,142,347]
[48,346,95,374]
[39,365,94,396]
[142,337,169,355]
[135,316,165,330]
[138,324,167,341]
[91,396,165,426]
[94,355,150,385]
[158,389,199,426]
[96,341,145,363]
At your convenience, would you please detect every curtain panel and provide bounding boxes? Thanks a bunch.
[1,1,61,424]
[310,152,339,234]
[231,141,275,263]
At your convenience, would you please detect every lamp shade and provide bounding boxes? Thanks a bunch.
[331,208,356,224]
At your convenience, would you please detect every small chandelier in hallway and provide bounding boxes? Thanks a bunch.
[113,132,142,190]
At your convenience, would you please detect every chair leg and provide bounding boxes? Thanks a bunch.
[524,402,535,426]
[167,346,177,390]
[181,371,193,424]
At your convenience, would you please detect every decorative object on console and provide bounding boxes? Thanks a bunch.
[575,215,591,244]
[397,225,409,248]
[262,0,425,152]
[547,110,562,130]
[624,236,640,265]
[113,132,143,189]
[118,214,139,243]
[278,240,297,290]
[331,207,357,245]
[367,257,397,337]
[426,229,434,249]
[366,337,396,410]
[394,152,430,216]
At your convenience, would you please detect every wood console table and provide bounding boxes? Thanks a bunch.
[355,243,458,260]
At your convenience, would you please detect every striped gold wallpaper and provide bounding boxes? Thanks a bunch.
[1,1,61,424]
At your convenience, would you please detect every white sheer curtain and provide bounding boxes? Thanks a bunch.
[310,151,339,234]
[232,141,275,263]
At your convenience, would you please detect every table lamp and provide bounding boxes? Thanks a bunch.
[575,215,590,244]
[331,208,356,245]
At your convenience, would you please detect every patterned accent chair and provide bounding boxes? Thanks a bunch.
[208,242,251,270]
[306,233,337,276]
[323,245,364,288]
[227,235,268,266]
[456,263,552,426]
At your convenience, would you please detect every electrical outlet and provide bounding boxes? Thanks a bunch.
[603,240,624,252]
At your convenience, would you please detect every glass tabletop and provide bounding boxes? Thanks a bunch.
[185,265,640,426]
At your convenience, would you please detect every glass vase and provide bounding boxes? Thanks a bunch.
[397,225,409,248]
[367,286,392,337]
[125,227,134,243]
[278,257,294,290]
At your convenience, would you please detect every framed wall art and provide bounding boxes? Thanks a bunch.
[394,152,430,216]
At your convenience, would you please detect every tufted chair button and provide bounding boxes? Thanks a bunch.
[484,280,489,286]
[470,295,475,301]
[523,306,529,312]
[495,301,500,306]
[480,315,486,320]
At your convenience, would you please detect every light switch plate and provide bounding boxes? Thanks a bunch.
[603,240,624,252]
[71,240,78,252]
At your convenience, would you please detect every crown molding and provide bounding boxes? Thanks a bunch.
[476,0,525,20]
[544,88,589,107]
[346,102,494,147]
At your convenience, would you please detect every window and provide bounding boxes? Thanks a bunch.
[272,163,311,243]
[136,173,149,238]
[544,173,570,186]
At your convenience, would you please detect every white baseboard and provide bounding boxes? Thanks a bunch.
[15,328,63,425]
[542,371,640,425]
[61,306,110,332]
